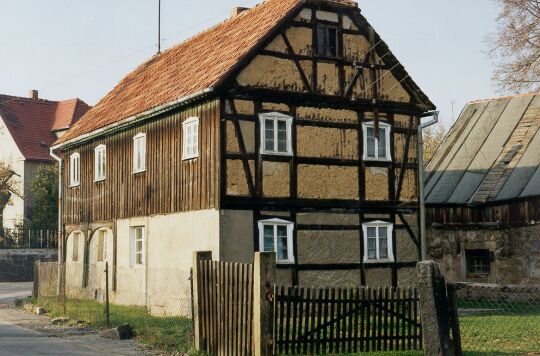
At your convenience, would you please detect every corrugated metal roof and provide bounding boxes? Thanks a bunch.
[425,92,540,205]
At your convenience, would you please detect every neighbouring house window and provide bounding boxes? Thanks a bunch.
[466,249,491,276]
[132,133,146,173]
[97,230,107,262]
[72,232,80,262]
[362,221,394,262]
[182,117,199,160]
[69,153,80,187]
[130,226,145,266]
[317,25,338,57]
[94,144,106,181]
[259,112,293,156]
[362,122,391,161]
[258,219,294,263]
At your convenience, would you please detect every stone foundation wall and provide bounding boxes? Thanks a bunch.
[0,249,57,282]
[427,225,540,285]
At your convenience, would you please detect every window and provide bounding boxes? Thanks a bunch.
[72,232,80,262]
[466,249,491,276]
[362,122,391,161]
[317,25,338,57]
[258,219,294,263]
[182,117,199,160]
[362,221,394,262]
[97,230,107,262]
[132,133,146,173]
[130,226,145,266]
[69,153,80,187]
[94,144,106,181]
[259,112,293,155]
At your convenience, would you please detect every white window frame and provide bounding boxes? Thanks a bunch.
[362,220,394,262]
[362,121,392,162]
[259,112,293,156]
[258,218,295,264]
[182,117,199,160]
[71,231,80,262]
[132,132,147,173]
[94,144,106,182]
[130,226,145,267]
[96,229,108,262]
[69,152,80,187]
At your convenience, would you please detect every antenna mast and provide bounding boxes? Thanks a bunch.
[157,0,161,54]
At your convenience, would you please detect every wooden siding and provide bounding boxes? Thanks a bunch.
[61,100,220,224]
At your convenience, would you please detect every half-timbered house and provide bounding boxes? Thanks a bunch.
[51,0,435,314]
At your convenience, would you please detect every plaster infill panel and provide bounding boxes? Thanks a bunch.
[298,164,359,199]
[297,126,358,159]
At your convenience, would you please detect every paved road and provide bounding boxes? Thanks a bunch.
[0,282,32,305]
[0,282,150,355]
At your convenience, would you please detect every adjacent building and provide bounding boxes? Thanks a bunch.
[51,0,435,314]
[426,92,540,284]
[0,91,89,229]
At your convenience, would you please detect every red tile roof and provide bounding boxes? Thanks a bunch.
[56,0,306,144]
[0,95,90,161]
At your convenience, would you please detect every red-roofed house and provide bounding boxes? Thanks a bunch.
[0,90,90,229]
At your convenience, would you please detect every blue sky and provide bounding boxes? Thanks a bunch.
[0,0,501,128]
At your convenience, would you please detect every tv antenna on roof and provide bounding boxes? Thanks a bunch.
[157,0,161,54]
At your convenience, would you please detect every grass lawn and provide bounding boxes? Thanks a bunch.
[32,297,194,353]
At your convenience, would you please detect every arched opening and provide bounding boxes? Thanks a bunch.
[65,230,84,294]
[86,228,113,300]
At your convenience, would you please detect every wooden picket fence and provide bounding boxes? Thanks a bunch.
[196,259,254,356]
[273,285,422,355]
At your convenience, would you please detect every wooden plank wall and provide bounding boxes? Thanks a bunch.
[61,100,220,224]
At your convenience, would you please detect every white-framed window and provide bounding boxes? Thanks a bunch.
[182,117,199,160]
[132,133,146,173]
[94,144,106,181]
[69,152,80,187]
[362,221,394,262]
[96,229,107,262]
[71,231,80,262]
[259,112,293,156]
[130,226,145,266]
[258,218,294,264]
[362,121,391,161]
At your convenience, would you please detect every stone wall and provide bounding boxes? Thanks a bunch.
[0,249,57,282]
[427,224,540,285]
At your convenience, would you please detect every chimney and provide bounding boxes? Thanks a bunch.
[28,90,38,99]
[231,7,249,18]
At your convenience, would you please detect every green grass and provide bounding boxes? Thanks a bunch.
[32,297,194,353]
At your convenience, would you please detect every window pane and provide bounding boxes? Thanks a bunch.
[136,240,143,253]
[263,225,274,252]
[136,253,142,265]
[317,26,327,56]
[328,27,337,57]
[379,226,387,238]
[264,119,274,151]
[277,235,288,260]
[379,236,388,259]
[277,120,287,152]
[367,237,376,259]
[366,127,376,157]
[366,226,376,238]
[378,128,386,158]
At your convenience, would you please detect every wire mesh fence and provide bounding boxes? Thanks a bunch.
[452,282,540,354]
[35,262,195,353]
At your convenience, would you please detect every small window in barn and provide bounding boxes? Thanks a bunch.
[72,232,80,262]
[132,133,146,173]
[94,144,106,182]
[182,117,199,160]
[130,226,145,266]
[362,121,391,161]
[258,218,294,264]
[466,249,491,276]
[362,221,394,262]
[259,112,293,156]
[317,25,338,57]
[97,229,107,262]
[69,153,80,187]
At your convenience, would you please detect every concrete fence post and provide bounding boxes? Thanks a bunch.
[253,252,276,356]
[33,260,40,299]
[192,250,212,352]
[416,261,454,356]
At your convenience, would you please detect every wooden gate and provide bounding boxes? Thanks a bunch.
[273,286,422,355]
[197,260,254,355]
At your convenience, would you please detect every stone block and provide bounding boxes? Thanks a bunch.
[101,324,133,340]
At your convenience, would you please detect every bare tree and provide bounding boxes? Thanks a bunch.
[423,123,447,164]
[0,164,22,235]
[489,0,540,93]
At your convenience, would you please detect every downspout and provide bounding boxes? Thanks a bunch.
[417,110,439,261]
[50,148,64,293]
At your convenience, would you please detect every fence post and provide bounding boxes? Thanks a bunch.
[416,261,454,356]
[447,283,463,356]
[33,260,40,299]
[192,250,212,352]
[105,262,110,327]
[253,252,276,356]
